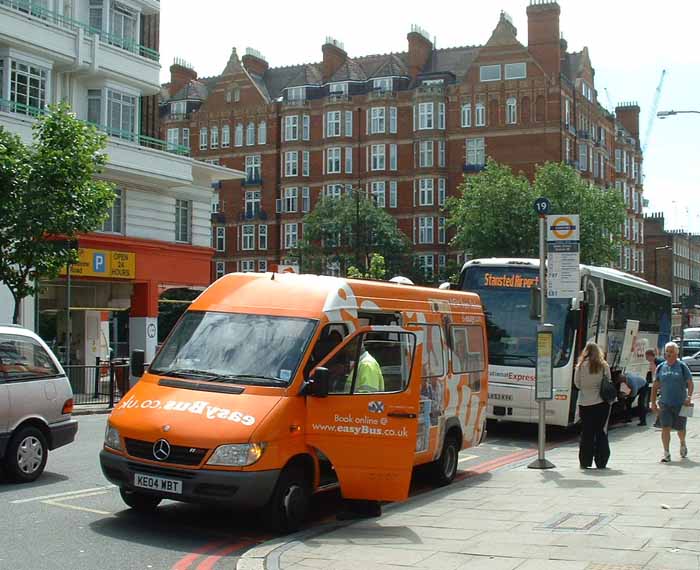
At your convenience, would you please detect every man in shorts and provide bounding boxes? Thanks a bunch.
[651,342,694,462]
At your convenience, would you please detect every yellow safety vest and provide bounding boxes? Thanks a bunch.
[345,350,384,393]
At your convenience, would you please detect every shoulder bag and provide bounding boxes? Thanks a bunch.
[599,370,618,403]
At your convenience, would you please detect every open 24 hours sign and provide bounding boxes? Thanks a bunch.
[60,248,136,279]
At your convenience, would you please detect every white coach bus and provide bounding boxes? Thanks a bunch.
[458,259,672,427]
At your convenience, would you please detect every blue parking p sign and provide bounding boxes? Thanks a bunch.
[93,252,107,273]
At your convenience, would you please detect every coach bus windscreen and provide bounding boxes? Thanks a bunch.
[461,266,576,368]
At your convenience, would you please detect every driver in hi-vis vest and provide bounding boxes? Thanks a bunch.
[345,345,384,393]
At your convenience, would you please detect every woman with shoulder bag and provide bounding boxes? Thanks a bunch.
[574,341,614,469]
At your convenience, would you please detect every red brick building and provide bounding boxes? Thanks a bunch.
[160,1,644,283]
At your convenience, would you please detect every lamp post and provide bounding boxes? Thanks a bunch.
[657,110,700,119]
[653,245,672,286]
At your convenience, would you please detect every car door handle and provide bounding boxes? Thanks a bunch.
[387,412,417,419]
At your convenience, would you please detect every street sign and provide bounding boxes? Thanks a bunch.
[536,324,554,400]
[547,214,580,299]
[59,248,136,279]
[533,197,551,216]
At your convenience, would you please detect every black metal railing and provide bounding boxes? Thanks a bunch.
[63,357,130,408]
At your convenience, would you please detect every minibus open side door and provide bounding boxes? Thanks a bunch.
[304,326,421,502]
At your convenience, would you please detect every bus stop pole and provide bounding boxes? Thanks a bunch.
[529,214,555,469]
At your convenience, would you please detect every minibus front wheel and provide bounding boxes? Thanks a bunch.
[120,488,162,512]
[262,465,311,533]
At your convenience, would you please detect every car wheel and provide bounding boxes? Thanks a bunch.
[262,466,310,534]
[119,488,162,511]
[429,433,460,487]
[5,426,48,483]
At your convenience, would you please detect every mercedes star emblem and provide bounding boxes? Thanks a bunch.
[152,439,171,461]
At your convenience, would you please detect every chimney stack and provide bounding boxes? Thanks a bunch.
[242,47,269,77]
[169,57,197,96]
[526,1,561,77]
[407,24,432,77]
[616,102,641,144]
[322,37,347,82]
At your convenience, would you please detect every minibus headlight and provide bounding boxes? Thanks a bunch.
[207,443,266,467]
[104,424,122,451]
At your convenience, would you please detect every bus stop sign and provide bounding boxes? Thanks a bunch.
[533,197,551,216]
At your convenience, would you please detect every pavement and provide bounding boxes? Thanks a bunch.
[236,407,700,570]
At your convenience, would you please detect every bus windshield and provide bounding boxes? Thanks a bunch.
[461,266,576,368]
[150,311,317,386]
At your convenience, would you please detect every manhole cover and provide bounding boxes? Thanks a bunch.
[539,512,614,532]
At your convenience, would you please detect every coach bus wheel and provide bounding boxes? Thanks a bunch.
[263,466,310,534]
[120,488,162,511]
[430,433,460,486]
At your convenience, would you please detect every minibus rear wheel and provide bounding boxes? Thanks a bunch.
[263,466,310,533]
[429,433,460,486]
[120,488,162,511]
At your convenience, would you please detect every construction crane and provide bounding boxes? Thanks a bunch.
[642,69,667,154]
[604,88,615,112]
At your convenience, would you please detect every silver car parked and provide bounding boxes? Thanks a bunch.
[0,325,78,482]
[682,350,700,375]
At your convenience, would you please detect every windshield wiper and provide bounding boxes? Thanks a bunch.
[155,368,221,380]
[211,374,289,386]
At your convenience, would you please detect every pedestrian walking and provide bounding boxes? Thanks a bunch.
[574,341,613,469]
[651,341,694,462]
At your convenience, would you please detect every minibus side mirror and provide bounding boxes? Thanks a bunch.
[131,349,145,378]
[308,367,329,398]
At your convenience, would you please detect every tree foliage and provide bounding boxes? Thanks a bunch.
[296,192,411,277]
[445,159,627,266]
[0,104,115,322]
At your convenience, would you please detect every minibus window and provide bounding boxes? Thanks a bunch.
[150,311,317,386]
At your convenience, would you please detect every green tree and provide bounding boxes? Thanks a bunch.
[446,160,627,266]
[445,159,537,258]
[296,192,411,277]
[0,104,115,323]
[346,253,387,280]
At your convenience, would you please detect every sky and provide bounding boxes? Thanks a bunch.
[160,0,700,232]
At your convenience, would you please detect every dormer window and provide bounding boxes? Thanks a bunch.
[372,77,393,93]
[329,82,348,95]
[479,65,501,82]
[421,79,443,86]
[580,81,593,102]
[287,86,306,101]
[170,101,186,116]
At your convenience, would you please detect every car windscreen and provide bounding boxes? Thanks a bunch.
[149,311,317,386]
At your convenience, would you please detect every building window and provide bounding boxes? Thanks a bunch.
[302,114,310,140]
[302,187,310,212]
[245,190,261,218]
[390,144,397,171]
[438,217,446,244]
[390,180,398,208]
[284,115,299,142]
[389,107,397,133]
[215,261,225,279]
[438,140,445,167]
[241,259,255,272]
[475,102,486,126]
[284,223,298,249]
[89,0,103,30]
[258,224,268,250]
[419,178,434,206]
[287,86,305,101]
[371,181,386,208]
[326,111,341,137]
[466,137,485,166]
[326,184,343,199]
[370,107,385,134]
[504,62,526,80]
[327,147,342,174]
[438,178,446,206]
[418,254,434,281]
[222,125,230,148]
[329,82,347,95]
[480,65,501,82]
[245,155,261,181]
[167,128,179,151]
[284,187,298,213]
[418,102,434,130]
[373,77,392,92]
[246,122,255,145]
[438,103,445,129]
[565,99,571,127]
[100,188,123,233]
[215,226,225,252]
[578,143,587,171]
[175,199,191,243]
[199,127,208,150]
[234,123,243,146]
[87,88,102,124]
[258,121,266,145]
[506,97,517,124]
[242,225,255,250]
[109,1,137,45]
[345,147,353,173]
[107,89,136,139]
[258,259,267,272]
[302,151,310,176]
[210,126,219,149]
[344,110,353,137]
[183,127,190,149]
[461,104,472,128]
[418,217,434,244]
[371,144,385,171]
[284,151,298,177]
[418,140,433,168]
